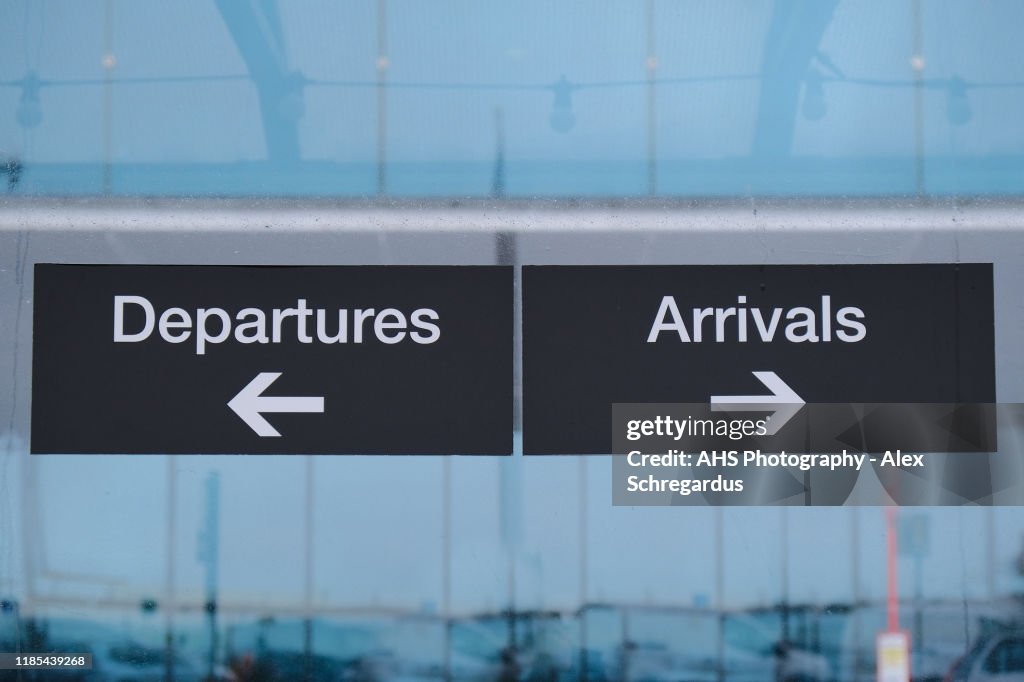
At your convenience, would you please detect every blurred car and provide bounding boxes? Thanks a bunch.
[91,641,235,682]
[447,611,581,681]
[226,619,408,681]
[612,639,718,682]
[945,630,1024,682]
[834,603,1010,682]
[722,612,831,682]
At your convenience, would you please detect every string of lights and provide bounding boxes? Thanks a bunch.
[3,68,1023,132]
[4,70,1019,91]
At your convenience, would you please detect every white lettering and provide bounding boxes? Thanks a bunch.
[113,295,155,343]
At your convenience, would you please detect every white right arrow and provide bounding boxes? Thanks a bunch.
[228,372,325,438]
[710,371,805,435]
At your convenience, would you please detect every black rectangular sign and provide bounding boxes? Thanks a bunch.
[523,264,995,455]
[33,265,512,455]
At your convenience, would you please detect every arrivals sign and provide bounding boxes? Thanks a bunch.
[523,264,995,454]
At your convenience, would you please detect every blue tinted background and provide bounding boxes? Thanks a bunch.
[1,0,1023,197]
[3,4,1024,679]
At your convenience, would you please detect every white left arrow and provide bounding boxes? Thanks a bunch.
[227,372,325,437]
[710,370,804,436]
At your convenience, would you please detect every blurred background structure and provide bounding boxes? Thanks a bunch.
[3,2,1024,681]
[1,1,1023,197]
